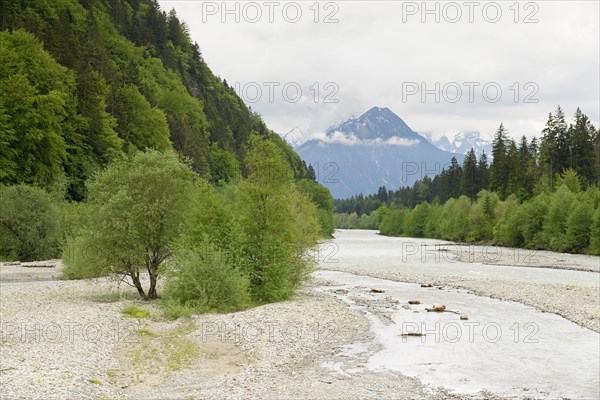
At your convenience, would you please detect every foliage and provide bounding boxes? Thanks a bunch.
[353,175,599,255]
[1,0,317,197]
[63,150,196,298]
[0,185,62,261]
[296,179,335,237]
[236,135,319,303]
[163,243,251,313]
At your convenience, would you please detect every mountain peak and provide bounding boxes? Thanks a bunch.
[326,106,422,141]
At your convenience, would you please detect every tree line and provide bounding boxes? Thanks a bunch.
[336,106,599,215]
[334,106,600,255]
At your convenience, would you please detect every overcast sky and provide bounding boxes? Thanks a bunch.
[158,1,599,142]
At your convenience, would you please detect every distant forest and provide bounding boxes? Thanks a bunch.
[335,107,600,255]
[336,106,599,215]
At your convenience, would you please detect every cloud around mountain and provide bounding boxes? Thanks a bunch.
[321,131,420,147]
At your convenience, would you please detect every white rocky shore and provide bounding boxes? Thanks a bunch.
[0,270,478,400]
[1,242,597,399]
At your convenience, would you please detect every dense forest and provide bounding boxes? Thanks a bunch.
[0,0,334,313]
[335,107,600,255]
[0,0,314,199]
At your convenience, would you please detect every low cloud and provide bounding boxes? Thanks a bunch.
[319,131,419,147]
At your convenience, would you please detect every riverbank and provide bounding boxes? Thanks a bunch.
[320,230,600,333]
[0,273,476,399]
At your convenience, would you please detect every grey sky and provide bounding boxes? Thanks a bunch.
[158,1,599,142]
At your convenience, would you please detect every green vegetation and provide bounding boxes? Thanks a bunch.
[163,135,321,313]
[0,0,331,315]
[121,305,151,319]
[335,106,600,255]
[63,150,196,299]
[336,106,598,215]
[129,322,200,380]
[0,0,318,198]
[349,171,599,254]
[88,378,103,385]
[0,185,62,261]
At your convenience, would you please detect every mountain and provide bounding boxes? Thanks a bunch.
[296,107,463,199]
[422,131,492,156]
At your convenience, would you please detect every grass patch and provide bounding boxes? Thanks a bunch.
[121,305,150,319]
[135,327,157,337]
[128,321,201,380]
[159,299,196,320]
[88,378,102,385]
[106,369,117,385]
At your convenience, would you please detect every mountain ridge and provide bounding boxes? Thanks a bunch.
[296,107,463,199]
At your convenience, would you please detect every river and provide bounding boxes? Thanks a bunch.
[315,229,600,399]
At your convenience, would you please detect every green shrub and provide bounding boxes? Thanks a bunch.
[588,208,600,255]
[379,208,408,236]
[163,243,251,314]
[0,185,61,261]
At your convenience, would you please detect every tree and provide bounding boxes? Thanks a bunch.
[447,157,462,199]
[555,169,582,193]
[589,208,600,255]
[543,185,576,251]
[461,149,478,199]
[403,202,431,237]
[296,179,335,237]
[64,150,196,299]
[379,208,408,236]
[476,151,489,192]
[237,135,319,302]
[569,108,596,186]
[112,85,171,152]
[0,30,75,187]
[539,108,565,189]
[490,124,509,197]
[0,185,62,261]
[564,200,593,252]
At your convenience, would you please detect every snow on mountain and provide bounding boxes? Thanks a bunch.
[422,131,492,156]
[295,107,463,199]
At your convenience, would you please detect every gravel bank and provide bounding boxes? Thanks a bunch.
[441,243,600,272]
[0,275,480,399]
[320,266,600,333]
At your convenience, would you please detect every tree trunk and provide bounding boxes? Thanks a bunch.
[130,273,146,298]
[146,260,159,300]
[147,272,158,299]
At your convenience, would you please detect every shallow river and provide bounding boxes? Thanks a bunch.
[316,230,600,399]
[319,229,600,286]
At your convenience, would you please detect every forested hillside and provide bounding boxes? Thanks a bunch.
[0,0,310,199]
[0,0,335,312]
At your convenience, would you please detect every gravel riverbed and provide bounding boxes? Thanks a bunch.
[0,272,476,400]
[1,236,597,399]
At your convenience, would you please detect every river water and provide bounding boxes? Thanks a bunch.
[316,230,600,399]
[319,229,600,286]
